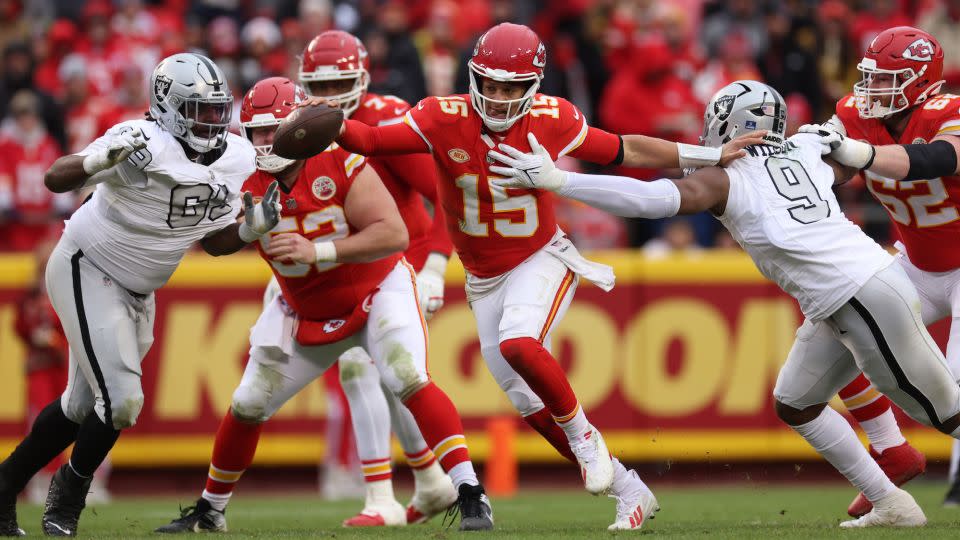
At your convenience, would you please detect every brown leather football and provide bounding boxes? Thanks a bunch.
[272,103,344,160]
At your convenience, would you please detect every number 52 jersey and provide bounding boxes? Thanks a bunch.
[717,133,893,321]
[68,119,256,294]
[836,93,960,272]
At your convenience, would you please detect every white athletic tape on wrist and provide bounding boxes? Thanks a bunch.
[314,241,337,263]
[677,143,722,169]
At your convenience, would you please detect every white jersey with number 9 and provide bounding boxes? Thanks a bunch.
[717,132,894,321]
[67,119,256,294]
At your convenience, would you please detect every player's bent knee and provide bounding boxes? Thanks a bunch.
[339,347,374,386]
[230,385,272,423]
[775,400,826,426]
[110,392,144,429]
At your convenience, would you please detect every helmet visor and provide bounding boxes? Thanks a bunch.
[180,97,233,144]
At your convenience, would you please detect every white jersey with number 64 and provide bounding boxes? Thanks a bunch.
[68,119,256,294]
[717,132,893,321]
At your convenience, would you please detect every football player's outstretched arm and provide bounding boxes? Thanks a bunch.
[202,180,283,256]
[489,133,730,217]
[619,131,767,171]
[266,166,409,265]
[803,122,960,180]
[45,128,147,193]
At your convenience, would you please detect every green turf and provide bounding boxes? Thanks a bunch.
[15,481,960,538]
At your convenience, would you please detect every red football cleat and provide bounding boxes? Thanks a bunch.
[847,442,926,517]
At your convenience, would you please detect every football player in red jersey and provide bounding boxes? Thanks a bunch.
[802,26,960,511]
[302,23,763,530]
[298,30,459,526]
[155,78,493,534]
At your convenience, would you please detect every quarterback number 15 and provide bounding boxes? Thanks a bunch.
[455,174,539,238]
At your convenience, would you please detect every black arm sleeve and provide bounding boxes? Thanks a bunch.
[904,140,958,180]
[610,136,624,166]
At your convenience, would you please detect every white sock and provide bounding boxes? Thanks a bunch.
[792,407,895,502]
[412,460,448,489]
[609,457,648,498]
[447,461,478,488]
[365,478,396,505]
[555,405,590,441]
[201,490,231,512]
[859,409,906,453]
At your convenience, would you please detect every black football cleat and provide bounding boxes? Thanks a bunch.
[155,498,227,533]
[454,483,493,531]
[42,464,91,537]
[0,493,24,537]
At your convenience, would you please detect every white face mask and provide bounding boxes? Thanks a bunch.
[467,63,540,132]
[242,122,295,173]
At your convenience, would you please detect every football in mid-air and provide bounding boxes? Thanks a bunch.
[272,103,344,160]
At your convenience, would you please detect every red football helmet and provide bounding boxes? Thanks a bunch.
[854,26,945,119]
[240,77,306,172]
[299,30,369,118]
[468,23,546,132]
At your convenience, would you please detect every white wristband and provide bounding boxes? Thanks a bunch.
[82,152,108,175]
[238,222,261,243]
[314,241,337,263]
[677,143,722,169]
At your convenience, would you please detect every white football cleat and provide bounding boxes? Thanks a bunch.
[839,488,926,528]
[342,499,406,527]
[570,426,615,495]
[608,468,659,530]
[406,468,458,524]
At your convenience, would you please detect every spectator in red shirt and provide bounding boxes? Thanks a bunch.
[849,0,911,54]
[0,90,70,251]
[60,55,118,154]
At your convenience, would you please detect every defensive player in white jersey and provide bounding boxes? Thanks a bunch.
[490,80,960,528]
[0,53,280,537]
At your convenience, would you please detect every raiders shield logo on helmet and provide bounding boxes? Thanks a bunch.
[714,94,736,121]
[153,75,173,102]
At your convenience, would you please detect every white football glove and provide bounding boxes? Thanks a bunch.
[239,180,282,242]
[416,253,448,320]
[798,115,874,169]
[82,127,147,175]
[488,133,568,191]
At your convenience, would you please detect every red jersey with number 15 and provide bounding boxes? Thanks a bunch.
[836,93,960,271]
[403,93,620,277]
[242,144,400,320]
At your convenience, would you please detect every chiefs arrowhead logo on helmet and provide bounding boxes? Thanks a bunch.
[533,42,547,68]
[902,38,934,62]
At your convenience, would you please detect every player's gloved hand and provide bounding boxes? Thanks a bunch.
[488,133,568,191]
[799,120,875,169]
[239,180,282,242]
[416,253,448,320]
[82,127,147,175]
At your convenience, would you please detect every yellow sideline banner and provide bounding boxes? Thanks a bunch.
[0,251,950,466]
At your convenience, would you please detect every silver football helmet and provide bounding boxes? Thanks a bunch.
[701,80,786,148]
[149,53,233,153]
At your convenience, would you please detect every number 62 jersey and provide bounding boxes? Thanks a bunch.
[717,133,893,321]
[67,119,255,294]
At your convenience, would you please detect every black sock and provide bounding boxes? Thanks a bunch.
[69,412,121,477]
[0,400,79,496]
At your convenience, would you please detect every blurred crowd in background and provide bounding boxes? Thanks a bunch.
[2,0,959,254]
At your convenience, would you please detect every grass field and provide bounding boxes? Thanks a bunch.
[13,480,960,539]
